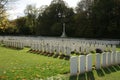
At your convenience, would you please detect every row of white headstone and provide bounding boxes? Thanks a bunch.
[30,40,117,55]
[30,42,71,56]
[0,36,120,45]
[1,36,119,54]
[2,38,117,56]
[1,36,120,48]
[3,40,24,49]
[70,52,120,75]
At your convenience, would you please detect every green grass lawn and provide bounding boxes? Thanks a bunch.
[0,45,69,80]
[0,45,120,80]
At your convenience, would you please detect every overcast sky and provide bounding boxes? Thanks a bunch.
[7,0,81,20]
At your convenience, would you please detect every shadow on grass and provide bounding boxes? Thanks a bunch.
[53,54,59,58]
[113,65,120,71]
[78,73,86,80]
[48,53,54,57]
[96,69,105,77]
[69,75,77,80]
[96,65,120,77]
[102,67,111,74]
[69,71,95,80]
[86,71,95,80]
[69,65,120,80]
[3,46,23,50]
[108,66,116,72]
[64,56,70,60]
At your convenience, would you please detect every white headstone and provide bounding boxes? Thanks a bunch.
[17,42,19,48]
[14,41,16,47]
[81,46,84,53]
[56,46,60,54]
[47,44,50,53]
[36,43,39,50]
[66,47,71,56]
[71,44,75,52]
[96,53,101,69]
[107,52,112,66]
[70,56,78,76]
[116,52,120,64]
[118,52,120,64]
[38,44,41,51]
[51,46,54,53]
[20,42,22,49]
[60,46,65,54]
[113,52,117,65]
[86,54,92,72]
[12,41,14,47]
[111,52,114,65]
[44,44,47,52]
[33,43,36,50]
[42,44,45,52]
[31,43,33,50]
[101,53,107,67]
[112,45,116,53]
[9,41,11,47]
[75,45,80,53]
[85,47,90,54]
[78,55,86,74]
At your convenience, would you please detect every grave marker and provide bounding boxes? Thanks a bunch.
[70,56,78,75]
[78,55,86,74]
[101,53,107,67]
[86,54,92,71]
[96,53,101,69]
[107,52,112,66]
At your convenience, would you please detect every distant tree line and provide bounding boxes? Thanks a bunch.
[0,0,120,39]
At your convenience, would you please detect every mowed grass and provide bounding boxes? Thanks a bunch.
[0,45,120,80]
[0,45,69,80]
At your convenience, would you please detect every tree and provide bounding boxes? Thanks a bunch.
[24,4,38,35]
[0,12,9,34]
[0,0,8,18]
[74,0,120,38]
[5,20,17,35]
[0,0,17,18]
[74,0,94,38]
[14,17,31,35]
[36,0,74,36]
[90,0,120,38]
[0,0,18,35]
[76,0,93,13]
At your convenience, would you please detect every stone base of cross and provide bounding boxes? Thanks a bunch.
[61,32,67,37]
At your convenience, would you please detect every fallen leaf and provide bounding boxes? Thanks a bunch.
[3,71,6,74]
